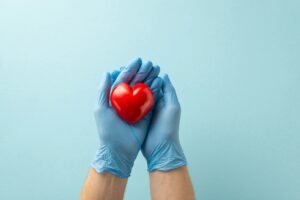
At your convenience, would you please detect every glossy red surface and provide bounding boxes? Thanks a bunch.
[110,83,154,124]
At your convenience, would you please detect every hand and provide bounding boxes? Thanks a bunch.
[142,74,187,171]
[91,58,162,178]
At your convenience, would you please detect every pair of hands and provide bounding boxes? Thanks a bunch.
[91,58,186,178]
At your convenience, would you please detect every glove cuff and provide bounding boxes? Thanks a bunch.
[147,140,187,172]
[91,145,135,178]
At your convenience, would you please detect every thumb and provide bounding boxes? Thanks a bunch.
[162,74,179,104]
[96,72,111,108]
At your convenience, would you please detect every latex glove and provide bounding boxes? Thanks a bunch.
[91,58,162,178]
[142,74,187,172]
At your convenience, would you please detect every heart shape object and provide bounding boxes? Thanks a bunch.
[110,83,154,124]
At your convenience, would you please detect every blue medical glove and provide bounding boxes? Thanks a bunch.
[91,58,162,178]
[142,74,187,172]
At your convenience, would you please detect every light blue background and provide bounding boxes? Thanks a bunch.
[0,0,299,199]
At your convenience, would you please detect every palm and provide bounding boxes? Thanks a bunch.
[99,108,150,153]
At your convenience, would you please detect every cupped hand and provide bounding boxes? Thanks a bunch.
[142,74,187,172]
[92,58,162,178]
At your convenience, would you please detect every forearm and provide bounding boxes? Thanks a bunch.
[80,168,127,200]
[150,166,195,200]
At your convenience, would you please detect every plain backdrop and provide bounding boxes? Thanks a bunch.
[0,0,299,199]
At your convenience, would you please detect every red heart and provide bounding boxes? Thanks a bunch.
[110,83,154,124]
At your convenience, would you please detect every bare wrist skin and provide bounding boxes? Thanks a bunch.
[80,168,128,200]
[150,166,195,200]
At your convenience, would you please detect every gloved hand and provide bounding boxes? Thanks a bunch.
[91,58,162,178]
[142,74,187,172]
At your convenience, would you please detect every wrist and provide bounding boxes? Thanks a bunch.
[146,139,187,172]
[91,145,137,178]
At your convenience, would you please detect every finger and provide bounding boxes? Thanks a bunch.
[110,70,121,84]
[111,57,142,89]
[157,90,163,101]
[130,61,153,85]
[162,74,179,104]
[96,72,111,108]
[144,65,160,86]
[150,77,163,101]
[143,77,163,121]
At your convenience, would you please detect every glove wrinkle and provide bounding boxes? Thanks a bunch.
[91,145,136,178]
[147,140,187,172]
